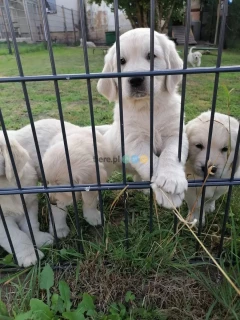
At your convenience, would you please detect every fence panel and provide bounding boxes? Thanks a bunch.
[0,0,239,271]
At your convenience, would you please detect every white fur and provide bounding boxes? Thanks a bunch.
[42,127,112,226]
[4,120,112,242]
[97,28,189,209]
[187,47,202,67]
[0,135,53,267]
[80,38,96,48]
[185,111,240,225]
[7,119,79,239]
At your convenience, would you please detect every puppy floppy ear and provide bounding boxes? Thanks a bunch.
[97,46,118,102]
[0,137,30,181]
[163,36,183,94]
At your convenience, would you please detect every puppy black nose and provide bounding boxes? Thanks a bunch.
[50,200,57,205]
[211,166,217,174]
[129,77,144,87]
[201,165,217,174]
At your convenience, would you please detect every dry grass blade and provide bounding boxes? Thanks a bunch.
[157,189,240,296]
[3,267,31,285]
[109,185,129,213]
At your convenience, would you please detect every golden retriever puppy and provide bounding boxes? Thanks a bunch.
[0,136,53,267]
[185,111,240,225]
[97,28,188,209]
[187,47,202,67]
[43,128,112,226]
[8,119,111,238]
[8,119,80,239]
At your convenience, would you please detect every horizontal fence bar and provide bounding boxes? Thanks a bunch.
[0,178,240,195]
[0,66,239,83]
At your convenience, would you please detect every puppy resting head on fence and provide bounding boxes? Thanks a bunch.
[97,28,189,210]
[185,111,240,225]
[186,111,240,179]
[97,28,183,103]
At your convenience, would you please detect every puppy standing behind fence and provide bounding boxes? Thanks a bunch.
[7,119,81,239]
[187,47,202,67]
[0,119,112,266]
[0,136,53,267]
[97,28,189,209]
[42,127,113,227]
[185,111,240,225]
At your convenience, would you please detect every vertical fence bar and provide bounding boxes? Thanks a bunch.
[174,0,191,233]
[45,194,59,249]
[77,0,81,44]
[71,9,77,45]
[0,108,39,261]
[113,0,128,247]
[218,123,240,257]
[149,0,155,233]
[37,0,47,48]
[196,0,228,247]
[62,6,69,46]
[40,0,83,253]
[23,0,33,42]
[1,7,12,54]
[3,0,59,248]
[0,205,18,265]
[214,0,221,46]
[78,0,104,227]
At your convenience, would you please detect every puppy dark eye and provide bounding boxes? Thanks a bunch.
[221,147,228,152]
[196,144,203,150]
[120,58,126,65]
[147,53,157,60]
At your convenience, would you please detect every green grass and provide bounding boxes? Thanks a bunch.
[0,44,240,319]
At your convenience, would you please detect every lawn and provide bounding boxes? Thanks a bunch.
[0,43,240,319]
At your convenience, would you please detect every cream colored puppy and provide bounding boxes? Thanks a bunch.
[43,127,112,226]
[185,111,240,225]
[187,47,202,67]
[0,136,53,267]
[7,120,111,237]
[97,28,188,209]
[8,119,80,238]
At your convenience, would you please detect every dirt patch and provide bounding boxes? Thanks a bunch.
[51,261,215,319]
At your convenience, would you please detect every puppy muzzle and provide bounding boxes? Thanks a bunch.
[128,76,146,98]
[201,165,217,175]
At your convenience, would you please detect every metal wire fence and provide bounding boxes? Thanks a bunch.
[0,0,80,48]
[0,0,130,49]
[0,0,239,270]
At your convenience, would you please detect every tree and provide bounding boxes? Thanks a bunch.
[88,0,185,32]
